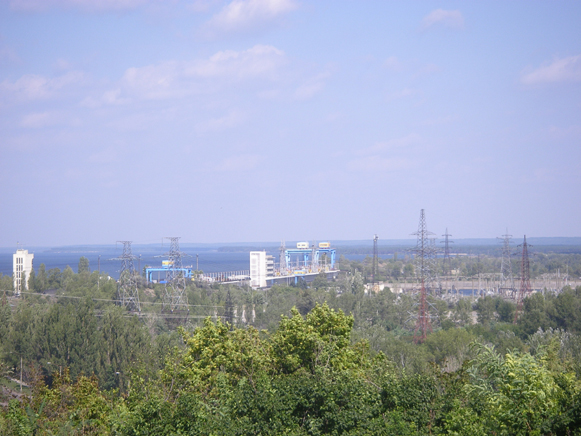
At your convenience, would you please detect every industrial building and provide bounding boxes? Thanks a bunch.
[143,241,340,289]
[250,251,275,288]
[13,248,34,295]
[250,242,339,289]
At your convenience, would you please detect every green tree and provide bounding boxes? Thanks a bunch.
[467,342,562,435]
[27,268,37,292]
[19,271,26,294]
[518,293,556,335]
[497,299,515,323]
[475,296,496,324]
[0,273,13,291]
[271,303,366,375]
[37,263,47,292]
[311,271,328,290]
[78,256,90,274]
[47,268,62,289]
[553,287,581,332]
[0,293,11,348]
[454,298,473,326]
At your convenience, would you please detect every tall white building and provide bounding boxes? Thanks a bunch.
[13,249,34,295]
[250,251,274,288]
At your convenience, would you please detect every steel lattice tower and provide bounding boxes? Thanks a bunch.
[441,229,453,277]
[514,235,532,323]
[279,241,287,275]
[410,209,437,343]
[440,229,453,295]
[162,237,189,313]
[498,230,515,295]
[372,234,379,287]
[112,241,141,312]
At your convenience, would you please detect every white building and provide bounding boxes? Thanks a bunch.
[13,249,34,295]
[250,251,274,288]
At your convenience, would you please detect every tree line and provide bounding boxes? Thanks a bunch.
[1,257,581,434]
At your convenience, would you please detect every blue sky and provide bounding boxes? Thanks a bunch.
[1,0,580,247]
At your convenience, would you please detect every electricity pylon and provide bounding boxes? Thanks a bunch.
[112,241,141,312]
[410,209,438,343]
[161,237,189,313]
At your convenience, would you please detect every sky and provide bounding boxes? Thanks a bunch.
[0,0,580,247]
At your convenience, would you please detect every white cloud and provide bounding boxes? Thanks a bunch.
[0,71,85,100]
[102,88,130,105]
[117,45,286,100]
[1,74,50,99]
[206,0,297,34]
[422,9,464,30]
[521,55,581,85]
[188,45,285,79]
[10,0,151,12]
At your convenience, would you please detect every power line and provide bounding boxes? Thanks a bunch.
[12,291,224,309]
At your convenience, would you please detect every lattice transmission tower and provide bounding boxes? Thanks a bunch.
[410,209,438,343]
[371,234,379,292]
[112,241,141,312]
[498,230,515,296]
[162,237,189,313]
[514,235,532,323]
[441,229,453,276]
[279,241,287,275]
[441,229,453,295]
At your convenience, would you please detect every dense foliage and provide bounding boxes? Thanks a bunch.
[1,257,581,435]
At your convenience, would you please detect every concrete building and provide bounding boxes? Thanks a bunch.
[13,249,34,295]
[250,251,274,288]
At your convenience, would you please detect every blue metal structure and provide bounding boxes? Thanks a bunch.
[314,248,336,269]
[284,247,336,270]
[146,264,193,283]
[284,249,312,270]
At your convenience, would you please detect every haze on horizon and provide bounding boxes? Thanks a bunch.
[1,1,580,247]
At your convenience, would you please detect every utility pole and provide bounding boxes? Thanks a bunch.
[372,234,379,293]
